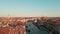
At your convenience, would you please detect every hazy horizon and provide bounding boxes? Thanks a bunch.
[0,0,60,17]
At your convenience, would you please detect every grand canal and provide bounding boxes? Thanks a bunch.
[26,22,49,34]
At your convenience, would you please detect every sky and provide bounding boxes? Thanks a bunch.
[0,0,60,17]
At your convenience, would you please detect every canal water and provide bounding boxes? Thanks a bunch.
[26,22,49,34]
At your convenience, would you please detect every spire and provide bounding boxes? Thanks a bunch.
[5,14,11,20]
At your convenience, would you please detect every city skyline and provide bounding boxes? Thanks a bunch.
[0,0,60,17]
